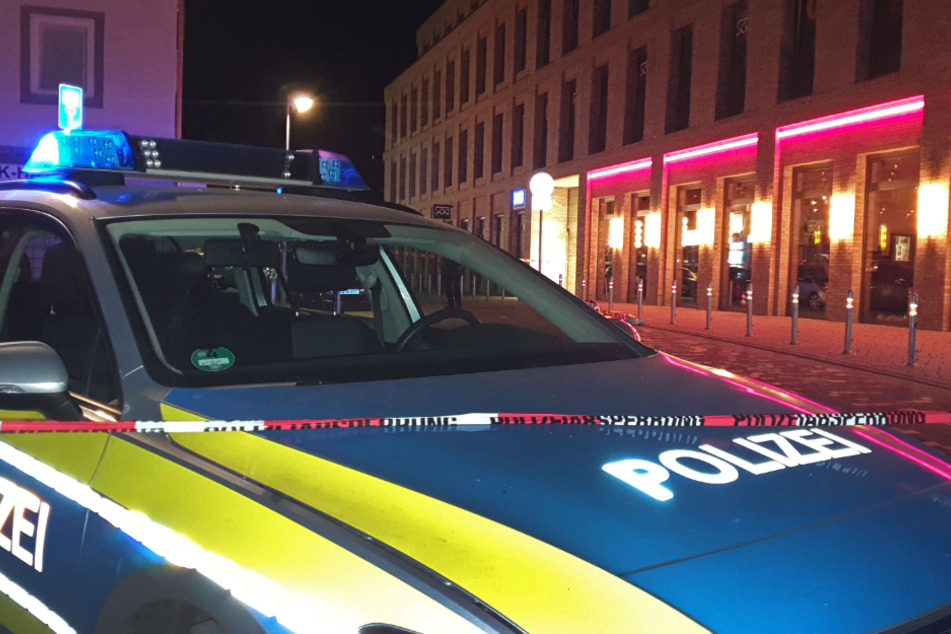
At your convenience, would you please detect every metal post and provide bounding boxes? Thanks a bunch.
[908,292,918,367]
[637,277,644,322]
[843,289,854,354]
[558,273,564,287]
[705,284,712,330]
[790,285,800,345]
[745,282,753,337]
[670,282,677,324]
[608,278,614,312]
[582,278,588,301]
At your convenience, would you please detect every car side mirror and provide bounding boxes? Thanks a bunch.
[0,341,83,421]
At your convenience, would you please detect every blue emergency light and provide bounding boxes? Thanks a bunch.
[23,129,369,192]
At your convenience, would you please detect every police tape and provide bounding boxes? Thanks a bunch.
[0,411,949,433]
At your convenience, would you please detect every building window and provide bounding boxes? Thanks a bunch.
[514,7,527,74]
[494,22,506,86]
[459,129,469,183]
[624,46,647,145]
[476,37,487,96]
[399,156,407,201]
[593,0,612,37]
[493,214,505,248]
[857,0,903,81]
[562,0,579,54]
[629,0,649,18]
[716,1,748,120]
[446,60,456,112]
[537,0,552,68]
[389,161,397,201]
[491,113,504,174]
[474,122,485,180]
[400,94,408,138]
[420,148,428,195]
[512,103,525,168]
[432,142,441,191]
[778,0,816,102]
[533,92,548,169]
[421,79,430,127]
[793,164,832,317]
[460,49,471,104]
[410,86,418,134]
[409,151,417,198]
[390,101,398,146]
[589,65,609,154]
[559,79,576,163]
[433,70,442,120]
[445,137,454,186]
[20,6,104,107]
[666,25,693,134]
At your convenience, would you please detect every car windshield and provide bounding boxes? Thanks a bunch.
[105,215,649,387]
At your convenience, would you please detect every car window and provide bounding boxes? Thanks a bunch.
[107,215,646,387]
[0,210,120,408]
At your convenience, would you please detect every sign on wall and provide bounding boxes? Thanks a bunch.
[433,204,453,220]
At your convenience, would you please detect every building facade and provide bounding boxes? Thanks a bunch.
[0,0,183,179]
[384,0,951,330]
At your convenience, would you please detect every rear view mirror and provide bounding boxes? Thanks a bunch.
[0,341,82,421]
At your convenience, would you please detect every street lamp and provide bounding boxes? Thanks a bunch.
[529,172,554,274]
[285,93,315,150]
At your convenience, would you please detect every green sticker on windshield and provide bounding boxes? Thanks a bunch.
[190,347,235,372]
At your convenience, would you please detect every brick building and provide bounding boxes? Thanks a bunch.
[0,0,182,180]
[384,0,951,330]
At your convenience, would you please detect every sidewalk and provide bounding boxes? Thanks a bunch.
[597,301,951,389]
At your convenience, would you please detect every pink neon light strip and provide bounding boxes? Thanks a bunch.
[738,374,837,414]
[852,426,951,481]
[663,133,758,164]
[587,157,652,181]
[776,95,924,140]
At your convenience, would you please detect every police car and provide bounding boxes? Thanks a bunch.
[0,130,948,633]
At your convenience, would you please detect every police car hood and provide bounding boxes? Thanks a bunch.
[177,422,951,632]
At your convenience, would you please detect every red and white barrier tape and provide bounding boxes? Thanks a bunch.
[0,411,949,433]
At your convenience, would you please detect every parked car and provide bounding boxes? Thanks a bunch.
[796,274,828,309]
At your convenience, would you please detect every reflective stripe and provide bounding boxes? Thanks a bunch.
[173,431,710,633]
[90,435,486,633]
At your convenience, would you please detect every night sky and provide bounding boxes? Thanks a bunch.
[182,1,445,199]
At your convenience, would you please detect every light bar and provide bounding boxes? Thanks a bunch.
[25,130,135,173]
[23,130,368,191]
[664,133,758,164]
[776,95,924,140]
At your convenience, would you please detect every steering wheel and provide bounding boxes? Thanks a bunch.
[395,308,480,352]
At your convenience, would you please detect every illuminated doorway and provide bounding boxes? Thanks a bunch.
[723,177,754,310]
[863,151,918,321]
[677,186,702,305]
[792,164,832,317]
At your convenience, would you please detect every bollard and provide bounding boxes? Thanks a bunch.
[908,292,918,367]
[843,289,854,354]
[582,278,588,301]
[705,283,712,330]
[608,278,614,312]
[637,278,644,322]
[670,282,677,324]
[558,273,564,287]
[745,282,753,337]
[790,285,800,345]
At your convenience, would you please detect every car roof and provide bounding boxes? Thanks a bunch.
[0,179,435,228]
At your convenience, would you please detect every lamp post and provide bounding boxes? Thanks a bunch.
[529,172,554,275]
[285,93,315,150]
